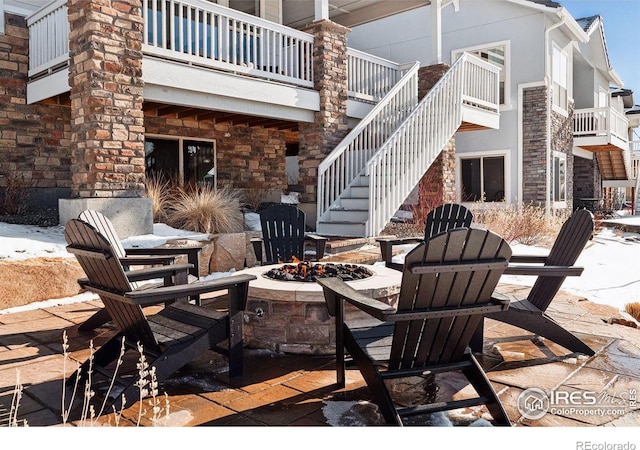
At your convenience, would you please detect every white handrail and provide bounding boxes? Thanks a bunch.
[317,61,420,221]
[366,53,498,235]
[317,52,499,236]
[347,48,404,102]
[141,0,314,87]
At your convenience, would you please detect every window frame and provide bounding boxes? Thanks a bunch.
[144,134,217,187]
[552,151,567,207]
[0,1,4,35]
[551,43,569,116]
[456,150,509,204]
[452,40,511,110]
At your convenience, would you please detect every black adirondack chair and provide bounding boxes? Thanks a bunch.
[377,203,474,271]
[251,203,327,264]
[473,208,595,356]
[64,218,256,412]
[318,227,512,426]
[77,209,203,331]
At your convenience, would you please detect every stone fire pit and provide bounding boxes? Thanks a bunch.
[236,262,402,355]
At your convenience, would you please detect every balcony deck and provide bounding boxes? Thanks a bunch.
[25,0,499,133]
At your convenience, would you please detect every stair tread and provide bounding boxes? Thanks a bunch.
[318,220,366,224]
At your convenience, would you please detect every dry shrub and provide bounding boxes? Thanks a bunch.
[238,187,270,212]
[165,184,244,234]
[470,203,568,246]
[1,172,31,215]
[625,302,640,322]
[144,174,172,223]
[410,170,444,229]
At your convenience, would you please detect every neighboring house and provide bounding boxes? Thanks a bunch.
[348,0,636,215]
[0,0,504,238]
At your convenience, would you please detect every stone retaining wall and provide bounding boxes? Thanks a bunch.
[0,258,84,310]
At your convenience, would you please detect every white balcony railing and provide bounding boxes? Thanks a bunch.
[27,0,315,88]
[573,107,629,142]
[347,48,404,103]
[27,0,69,78]
[28,0,418,107]
[141,0,314,88]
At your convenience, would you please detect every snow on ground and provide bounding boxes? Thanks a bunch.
[1,216,639,313]
[0,222,70,261]
[0,215,638,429]
[383,216,640,312]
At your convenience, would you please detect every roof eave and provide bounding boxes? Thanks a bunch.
[608,68,624,88]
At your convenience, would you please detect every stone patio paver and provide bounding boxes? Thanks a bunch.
[1,283,640,427]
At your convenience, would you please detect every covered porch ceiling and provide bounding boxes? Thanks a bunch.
[143,102,301,134]
[281,0,430,28]
[230,0,430,28]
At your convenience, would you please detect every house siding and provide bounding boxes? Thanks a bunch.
[0,13,72,207]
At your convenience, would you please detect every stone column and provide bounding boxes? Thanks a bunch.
[60,0,151,236]
[522,86,548,205]
[414,64,455,209]
[297,20,350,224]
[418,64,449,100]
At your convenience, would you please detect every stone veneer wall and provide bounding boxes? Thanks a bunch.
[243,291,399,355]
[67,0,145,198]
[144,118,287,191]
[522,84,574,211]
[418,64,449,100]
[0,13,72,206]
[573,156,601,205]
[522,86,548,204]
[297,20,349,204]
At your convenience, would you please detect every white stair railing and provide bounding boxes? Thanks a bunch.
[366,53,500,235]
[317,53,499,236]
[317,61,420,223]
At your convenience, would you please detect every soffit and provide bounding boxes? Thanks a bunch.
[282,0,430,29]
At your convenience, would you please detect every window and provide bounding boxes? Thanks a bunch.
[460,155,505,202]
[453,41,509,106]
[552,45,568,113]
[183,140,216,185]
[145,137,216,186]
[553,152,566,203]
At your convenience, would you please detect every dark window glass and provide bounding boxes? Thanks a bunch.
[461,158,482,201]
[145,138,179,182]
[461,156,505,202]
[183,140,215,186]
